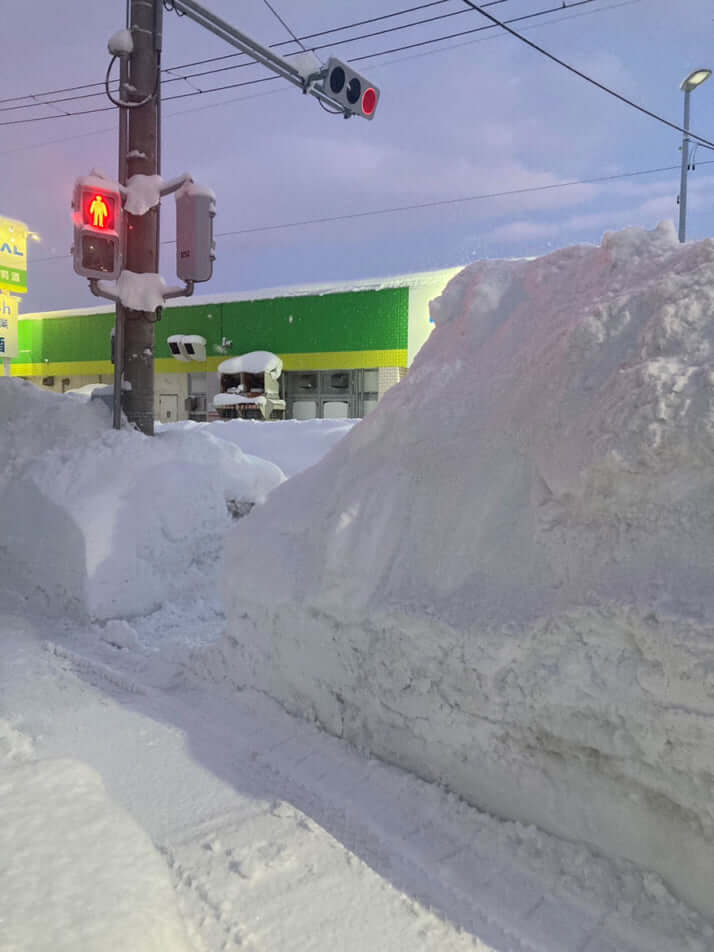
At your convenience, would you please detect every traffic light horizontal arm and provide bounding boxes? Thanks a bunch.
[90,279,120,303]
[171,0,302,85]
[159,172,193,197]
[163,280,195,300]
[170,0,351,113]
[91,276,195,304]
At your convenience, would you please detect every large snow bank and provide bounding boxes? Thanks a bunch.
[0,756,191,951]
[211,222,714,919]
[0,378,283,620]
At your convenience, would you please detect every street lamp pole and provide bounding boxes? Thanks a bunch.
[678,87,692,243]
[678,68,711,243]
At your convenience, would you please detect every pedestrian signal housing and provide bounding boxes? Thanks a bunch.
[176,183,216,284]
[72,177,124,280]
[322,58,379,119]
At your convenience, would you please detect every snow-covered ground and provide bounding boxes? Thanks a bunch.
[1,224,713,950]
[158,416,357,478]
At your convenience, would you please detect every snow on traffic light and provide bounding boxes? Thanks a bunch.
[322,58,379,119]
[72,177,124,280]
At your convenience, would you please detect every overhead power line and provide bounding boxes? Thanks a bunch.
[30,159,711,264]
[0,0,509,109]
[0,0,642,127]
[260,0,308,52]
[0,0,638,157]
[206,162,714,238]
[460,0,714,149]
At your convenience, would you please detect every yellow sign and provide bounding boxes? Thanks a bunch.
[0,216,28,294]
[0,292,19,359]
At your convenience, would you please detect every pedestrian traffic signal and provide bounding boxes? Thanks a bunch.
[322,58,379,119]
[175,181,216,284]
[72,177,124,280]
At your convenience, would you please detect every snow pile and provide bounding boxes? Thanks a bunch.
[107,27,133,56]
[218,350,283,378]
[212,222,714,919]
[0,378,283,620]
[161,417,356,477]
[0,757,191,952]
[124,174,163,215]
[114,270,167,311]
[214,392,267,408]
[175,178,216,207]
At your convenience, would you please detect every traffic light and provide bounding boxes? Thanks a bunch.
[322,57,379,119]
[72,177,123,280]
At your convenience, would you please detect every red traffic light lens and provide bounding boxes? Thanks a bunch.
[82,190,116,231]
[361,87,377,116]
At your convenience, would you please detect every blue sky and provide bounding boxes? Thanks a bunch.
[2,0,713,313]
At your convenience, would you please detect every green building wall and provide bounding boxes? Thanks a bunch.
[14,287,409,378]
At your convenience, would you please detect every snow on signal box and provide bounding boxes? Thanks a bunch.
[72,177,124,281]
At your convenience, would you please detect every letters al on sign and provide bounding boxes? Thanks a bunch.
[0,292,19,359]
[0,216,28,294]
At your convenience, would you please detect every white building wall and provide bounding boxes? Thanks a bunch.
[154,372,189,423]
[407,267,463,365]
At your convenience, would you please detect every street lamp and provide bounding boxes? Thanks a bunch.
[678,68,711,242]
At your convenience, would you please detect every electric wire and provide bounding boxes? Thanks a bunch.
[160,0,597,87]
[0,0,638,126]
[0,0,510,108]
[260,0,308,52]
[2,2,635,157]
[459,0,714,148]
[0,0,636,150]
[30,158,711,264]
[0,0,515,113]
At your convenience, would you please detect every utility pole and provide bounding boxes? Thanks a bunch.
[123,0,162,435]
[113,1,130,431]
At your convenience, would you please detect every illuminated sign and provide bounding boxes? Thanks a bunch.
[0,292,19,358]
[0,217,28,294]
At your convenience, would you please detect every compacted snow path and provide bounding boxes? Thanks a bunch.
[1,609,709,952]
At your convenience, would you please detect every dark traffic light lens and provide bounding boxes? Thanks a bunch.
[329,66,345,94]
[81,235,115,273]
[346,78,361,104]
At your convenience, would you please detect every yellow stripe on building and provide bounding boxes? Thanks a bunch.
[11,360,113,377]
[14,350,408,378]
[279,350,408,370]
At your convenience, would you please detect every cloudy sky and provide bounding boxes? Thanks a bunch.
[2,0,713,313]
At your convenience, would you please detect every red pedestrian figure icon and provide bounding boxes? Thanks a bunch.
[89,194,109,228]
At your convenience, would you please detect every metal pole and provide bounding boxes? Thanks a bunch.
[123,0,162,435]
[678,88,691,243]
[112,0,131,430]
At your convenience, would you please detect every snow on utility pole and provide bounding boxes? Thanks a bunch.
[72,0,380,435]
